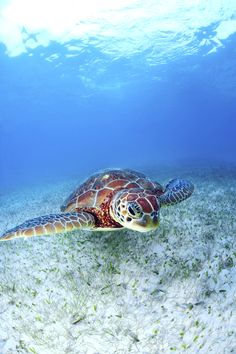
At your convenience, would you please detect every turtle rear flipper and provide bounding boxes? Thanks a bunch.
[0,212,95,241]
[159,179,194,207]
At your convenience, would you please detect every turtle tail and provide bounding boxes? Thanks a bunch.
[159,179,194,207]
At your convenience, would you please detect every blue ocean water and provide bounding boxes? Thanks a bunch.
[0,1,236,191]
[1,3,236,353]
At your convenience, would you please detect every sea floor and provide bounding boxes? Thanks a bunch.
[0,165,235,354]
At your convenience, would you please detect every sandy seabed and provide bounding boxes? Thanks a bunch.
[0,165,235,354]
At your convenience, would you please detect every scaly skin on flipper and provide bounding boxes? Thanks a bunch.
[159,179,194,207]
[0,212,95,241]
[0,169,194,241]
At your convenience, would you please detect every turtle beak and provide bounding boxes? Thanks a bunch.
[133,212,160,232]
[151,211,159,225]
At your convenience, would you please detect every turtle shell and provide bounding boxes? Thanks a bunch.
[61,169,162,213]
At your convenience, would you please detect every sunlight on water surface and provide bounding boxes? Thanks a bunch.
[0,0,236,62]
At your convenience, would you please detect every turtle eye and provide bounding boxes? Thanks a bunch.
[127,203,143,218]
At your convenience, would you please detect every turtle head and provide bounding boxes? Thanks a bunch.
[110,189,160,232]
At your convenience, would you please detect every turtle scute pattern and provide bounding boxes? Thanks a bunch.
[0,169,194,241]
[61,169,163,212]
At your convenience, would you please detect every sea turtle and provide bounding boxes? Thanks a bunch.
[0,169,194,241]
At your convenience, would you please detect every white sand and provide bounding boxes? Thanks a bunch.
[0,166,235,354]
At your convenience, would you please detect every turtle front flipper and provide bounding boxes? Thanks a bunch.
[0,212,95,241]
[159,179,194,207]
